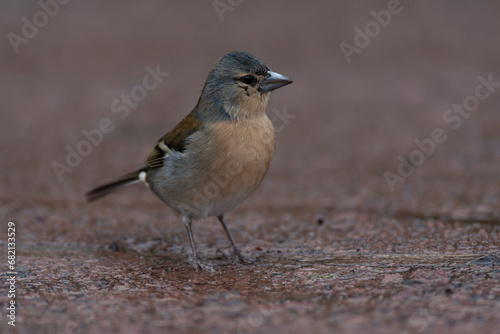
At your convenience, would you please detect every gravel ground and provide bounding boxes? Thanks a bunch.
[1,1,500,333]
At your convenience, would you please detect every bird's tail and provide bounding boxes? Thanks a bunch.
[85,168,147,202]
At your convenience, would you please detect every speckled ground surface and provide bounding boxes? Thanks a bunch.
[1,1,500,333]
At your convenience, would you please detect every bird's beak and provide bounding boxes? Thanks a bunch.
[261,71,293,93]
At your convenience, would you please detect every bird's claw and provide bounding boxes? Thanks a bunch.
[232,251,253,265]
[192,258,216,272]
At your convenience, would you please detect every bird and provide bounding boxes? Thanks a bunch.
[86,50,293,271]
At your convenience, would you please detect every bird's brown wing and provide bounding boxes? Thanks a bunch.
[145,112,203,169]
[86,112,202,201]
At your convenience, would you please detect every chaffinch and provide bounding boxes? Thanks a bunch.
[86,50,293,271]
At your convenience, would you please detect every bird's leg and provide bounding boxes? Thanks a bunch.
[183,216,214,272]
[217,215,253,264]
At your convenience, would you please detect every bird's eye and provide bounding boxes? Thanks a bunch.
[239,75,256,86]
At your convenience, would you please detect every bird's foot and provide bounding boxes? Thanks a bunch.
[232,250,253,265]
[192,257,216,272]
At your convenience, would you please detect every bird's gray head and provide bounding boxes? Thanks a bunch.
[200,51,293,120]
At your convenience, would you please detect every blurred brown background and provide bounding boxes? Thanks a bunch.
[1,1,500,333]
